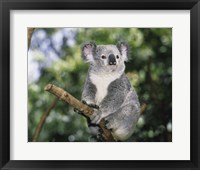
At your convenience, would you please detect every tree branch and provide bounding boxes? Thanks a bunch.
[44,84,115,141]
[32,97,59,142]
[33,83,146,142]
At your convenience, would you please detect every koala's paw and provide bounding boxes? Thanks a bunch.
[74,108,89,120]
[97,128,105,142]
[104,116,116,130]
[82,100,99,110]
[90,110,102,125]
[74,108,83,115]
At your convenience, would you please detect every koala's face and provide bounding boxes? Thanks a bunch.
[82,42,128,73]
[96,45,121,68]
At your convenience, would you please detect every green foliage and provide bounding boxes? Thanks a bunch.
[28,28,172,142]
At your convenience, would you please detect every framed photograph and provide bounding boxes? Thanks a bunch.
[0,0,199,169]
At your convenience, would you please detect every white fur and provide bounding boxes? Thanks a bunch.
[85,54,94,63]
[90,72,121,105]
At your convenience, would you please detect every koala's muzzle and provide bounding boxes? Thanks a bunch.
[108,54,116,65]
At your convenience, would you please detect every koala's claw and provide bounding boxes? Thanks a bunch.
[104,120,109,129]
[74,108,82,115]
[105,120,109,124]
[104,119,113,130]
[74,108,90,121]
[82,100,87,105]
[91,104,99,110]
[87,121,96,127]
[82,100,99,110]
[98,128,103,133]
[97,128,105,141]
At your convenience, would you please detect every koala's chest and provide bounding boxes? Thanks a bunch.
[90,73,121,105]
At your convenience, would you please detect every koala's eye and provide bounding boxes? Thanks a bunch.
[116,55,119,59]
[101,55,106,59]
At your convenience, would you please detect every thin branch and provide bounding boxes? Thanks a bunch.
[32,97,59,142]
[140,103,147,114]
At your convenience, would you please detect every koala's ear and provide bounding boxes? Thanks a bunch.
[82,42,97,63]
[117,42,128,61]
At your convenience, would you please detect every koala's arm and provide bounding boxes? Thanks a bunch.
[81,75,97,105]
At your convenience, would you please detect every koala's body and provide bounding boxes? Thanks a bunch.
[81,42,140,141]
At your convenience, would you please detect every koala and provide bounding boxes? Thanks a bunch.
[81,42,140,141]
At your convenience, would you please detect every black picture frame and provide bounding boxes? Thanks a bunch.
[0,0,200,169]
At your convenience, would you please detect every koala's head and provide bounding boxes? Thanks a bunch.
[82,42,128,73]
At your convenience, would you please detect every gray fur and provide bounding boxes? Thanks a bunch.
[81,42,140,141]
[81,70,97,104]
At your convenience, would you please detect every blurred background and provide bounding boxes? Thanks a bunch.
[28,28,172,142]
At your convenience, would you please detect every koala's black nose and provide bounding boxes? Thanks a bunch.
[108,54,116,65]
